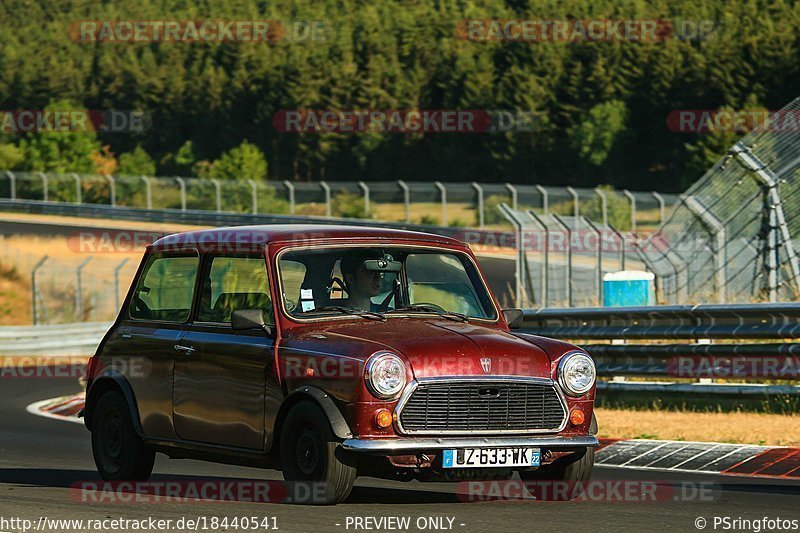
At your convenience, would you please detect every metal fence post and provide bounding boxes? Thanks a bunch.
[652,191,666,226]
[358,181,370,215]
[397,180,410,223]
[504,183,518,209]
[140,176,152,209]
[283,180,296,214]
[472,182,484,229]
[114,258,129,312]
[175,176,186,211]
[566,186,580,219]
[76,257,92,320]
[31,255,48,326]
[106,175,116,206]
[684,195,728,304]
[551,214,573,307]
[535,185,548,215]
[527,210,550,308]
[6,171,15,201]
[211,179,222,212]
[594,187,608,226]
[583,217,604,305]
[71,173,82,204]
[434,181,447,225]
[606,223,627,271]
[248,179,258,214]
[320,181,331,217]
[623,189,636,233]
[38,172,49,202]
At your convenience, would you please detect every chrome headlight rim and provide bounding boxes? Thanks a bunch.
[558,351,596,397]
[364,351,407,400]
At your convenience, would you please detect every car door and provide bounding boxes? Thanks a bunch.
[172,252,281,450]
[106,251,200,439]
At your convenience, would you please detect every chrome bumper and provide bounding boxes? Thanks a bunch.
[341,435,598,453]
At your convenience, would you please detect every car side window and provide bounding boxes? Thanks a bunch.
[129,254,199,322]
[196,255,274,325]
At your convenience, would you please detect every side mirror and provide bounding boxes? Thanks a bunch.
[231,309,272,335]
[502,308,524,329]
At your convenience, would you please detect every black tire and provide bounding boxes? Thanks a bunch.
[280,401,356,505]
[91,391,155,481]
[519,448,595,500]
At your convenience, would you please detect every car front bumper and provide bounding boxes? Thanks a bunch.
[340,435,598,453]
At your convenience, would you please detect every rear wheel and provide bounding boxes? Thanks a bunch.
[280,401,356,505]
[91,391,155,481]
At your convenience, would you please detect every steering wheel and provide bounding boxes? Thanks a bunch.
[409,302,446,312]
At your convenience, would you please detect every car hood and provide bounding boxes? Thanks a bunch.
[300,318,552,379]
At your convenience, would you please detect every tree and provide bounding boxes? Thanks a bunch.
[212,141,268,181]
[567,100,629,167]
[0,143,24,169]
[118,145,156,176]
[19,101,102,173]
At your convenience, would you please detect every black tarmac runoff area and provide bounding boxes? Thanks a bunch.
[1,377,798,533]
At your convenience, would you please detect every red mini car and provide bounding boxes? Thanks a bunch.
[82,225,598,504]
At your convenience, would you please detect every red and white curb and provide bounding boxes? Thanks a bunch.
[26,395,800,479]
[596,438,800,479]
[26,393,85,425]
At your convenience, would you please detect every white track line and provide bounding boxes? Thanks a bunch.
[26,397,84,425]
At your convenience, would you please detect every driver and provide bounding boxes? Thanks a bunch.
[340,251,384,311]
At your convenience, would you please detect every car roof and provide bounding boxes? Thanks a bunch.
[149,224,464,251]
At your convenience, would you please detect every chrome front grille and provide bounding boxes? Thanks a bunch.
[396,378,567,435]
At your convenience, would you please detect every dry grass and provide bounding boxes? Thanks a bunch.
[596,407,800,446]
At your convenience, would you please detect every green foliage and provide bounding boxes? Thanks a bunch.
[580,185,633,230]
[567,100,628,167]
[118,145,156,176]
[419,214,437,225]
[0,143,24,169]
[332,192,368,219]
[212,141,268,181]
[18,101,101,173]
[482,194,511,226]
[1,2,799,190]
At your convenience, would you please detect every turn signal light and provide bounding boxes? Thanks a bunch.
[375,409,393,428]
[569,409,585,426]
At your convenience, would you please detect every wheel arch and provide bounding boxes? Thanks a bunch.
[84,375,144,437]
[269,386,353,453]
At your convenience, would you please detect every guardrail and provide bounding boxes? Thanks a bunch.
[0,199,492,240]
[519,304,800,395]
[0,322,110,356]
[521,303,800,339]
[3,304,797,395]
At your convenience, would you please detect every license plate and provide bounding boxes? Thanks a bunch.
[442,447,540,468]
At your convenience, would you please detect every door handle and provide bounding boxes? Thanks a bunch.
[173,344,195,355]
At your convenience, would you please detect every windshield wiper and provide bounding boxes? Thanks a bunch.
[388,304,469,323]
[311,305,387,321]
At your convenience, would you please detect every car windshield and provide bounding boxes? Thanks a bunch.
[278,246,497,321]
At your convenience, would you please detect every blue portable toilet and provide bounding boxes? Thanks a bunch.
[603,270,655,307]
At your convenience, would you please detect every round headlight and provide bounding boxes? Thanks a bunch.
[365,352,407,399]
[558,351,596,396]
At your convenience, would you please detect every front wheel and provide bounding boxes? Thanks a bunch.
[91,391,155,481]
[518,448,595,500]
[279,401,356,505]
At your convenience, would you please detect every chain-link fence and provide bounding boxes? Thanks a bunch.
[639,96,800,304]
[0,235,140,326]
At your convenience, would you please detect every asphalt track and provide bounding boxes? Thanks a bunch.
[1,378,798,533]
